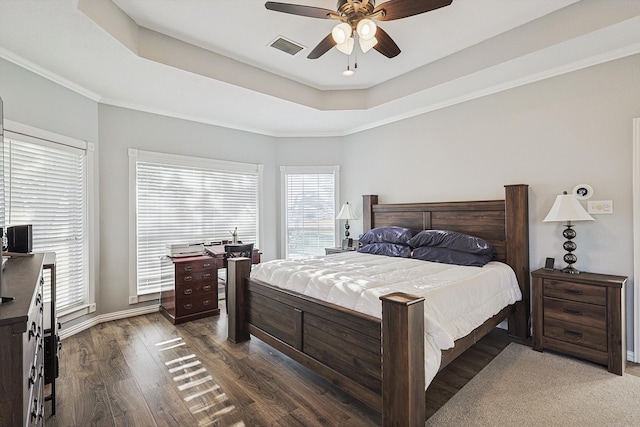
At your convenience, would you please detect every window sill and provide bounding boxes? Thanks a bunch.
[59,302,97,324]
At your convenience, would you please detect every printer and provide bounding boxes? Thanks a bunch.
[165,243,204,258]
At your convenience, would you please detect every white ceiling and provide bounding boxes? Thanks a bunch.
[1,0,639,137]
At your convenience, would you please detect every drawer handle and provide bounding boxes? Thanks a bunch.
[184,276,193,282]
[29,322,37,340]
[203,299,211,306]
[184,303,193,310]
[564,329,583,338]
[183,288,193,295]
[28,366,36,388]
[203,263,212,268]
[564,289,583,295]
[184,265,193,272]
[203,273,211,279]
[203,285,212,292]
[564,308,582,316]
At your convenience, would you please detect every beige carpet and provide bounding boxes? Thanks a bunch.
[427,343,640,427]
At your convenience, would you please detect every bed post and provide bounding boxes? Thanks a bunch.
[227,257,252,343]
[505,184,530,339]
[380,292,425,427]
[363,195,378,232]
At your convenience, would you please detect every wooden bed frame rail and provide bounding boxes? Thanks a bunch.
[228,184,529,426]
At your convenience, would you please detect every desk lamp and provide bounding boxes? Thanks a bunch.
[543,191,594,274]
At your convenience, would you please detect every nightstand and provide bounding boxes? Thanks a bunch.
[325,247,357,255]
[531,268,627,375]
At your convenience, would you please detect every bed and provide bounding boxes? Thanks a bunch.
[227,184,530,426]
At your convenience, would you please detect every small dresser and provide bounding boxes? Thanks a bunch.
[532,268,626,375]
[160,255,220,324]
[0,253,46,427]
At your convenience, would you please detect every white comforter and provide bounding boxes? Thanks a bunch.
[250,251,522,386]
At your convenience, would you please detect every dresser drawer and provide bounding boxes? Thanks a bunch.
[176,267,215,284]
[543,297,606,329]
[544,317,607,352]
[175,295,217,316]
[175,282,217,300]
[543,279,606,305]
[175,258,216,274]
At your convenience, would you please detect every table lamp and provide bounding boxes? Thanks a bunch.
[543,191,594,274]
[336,202,357,249]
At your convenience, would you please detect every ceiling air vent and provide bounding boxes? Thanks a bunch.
[269,36,305,56]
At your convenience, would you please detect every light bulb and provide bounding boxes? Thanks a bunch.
[331,23,352,45]
[356,19,377,41]
[343,66,355,76]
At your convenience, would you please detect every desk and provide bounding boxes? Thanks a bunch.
[204,244,261,266]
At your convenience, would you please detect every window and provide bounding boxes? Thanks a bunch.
[3,125,93,315]
[281,166,339,259]
[130,149,262,298]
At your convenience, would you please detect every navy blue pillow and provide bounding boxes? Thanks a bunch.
[408,229,496,256]
[411,246,494,267]
[359,226,417,245]
[358,243,412,258]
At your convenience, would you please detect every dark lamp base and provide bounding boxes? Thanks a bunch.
[562,266,580,274]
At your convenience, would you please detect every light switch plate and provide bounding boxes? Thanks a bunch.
[587,200,613,214]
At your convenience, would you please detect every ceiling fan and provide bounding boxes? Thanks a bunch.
[265,0,453,59]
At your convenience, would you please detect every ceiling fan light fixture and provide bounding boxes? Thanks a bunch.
[359,36,378,53]
[331,22,352,45]
[342,66,355,77]
[335,37,354,55]
[356,19,377,40]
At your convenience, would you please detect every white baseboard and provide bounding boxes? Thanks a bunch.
[59,304,160,340]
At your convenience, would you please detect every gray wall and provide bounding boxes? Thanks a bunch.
[1,53,638,352]
[98,105,277,316]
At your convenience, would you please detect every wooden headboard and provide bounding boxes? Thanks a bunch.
[362,184,530,338]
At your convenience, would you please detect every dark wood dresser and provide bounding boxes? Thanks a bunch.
[532,268,626,375]
[160,255,220,324]
[0,253,46,426]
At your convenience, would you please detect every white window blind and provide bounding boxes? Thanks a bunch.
[4,137,87,310]
[282,167,338,259]
[135,154,260,295]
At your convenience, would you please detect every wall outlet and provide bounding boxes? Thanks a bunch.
[587,200,613,214]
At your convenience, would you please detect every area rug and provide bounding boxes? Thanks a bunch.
[426,343,640,426]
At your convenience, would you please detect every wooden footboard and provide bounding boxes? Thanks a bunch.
[228,257,426,425]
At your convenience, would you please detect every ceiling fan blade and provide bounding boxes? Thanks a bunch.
[373,27,401,58]
[265,2,336,19]
[307,34,337,59]
[373,0,452,21]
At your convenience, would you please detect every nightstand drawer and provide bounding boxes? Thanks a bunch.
[544,317,607,352]
[543,279,606,305]
[543,297,606,329]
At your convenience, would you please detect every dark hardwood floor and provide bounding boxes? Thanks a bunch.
[41,309,518,426]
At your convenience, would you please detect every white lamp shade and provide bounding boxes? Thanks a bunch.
[359,36,378,53]
[335,37,354,55]
[356,19,377,40]
[331,22,352,45]
[336,203,357,220]
[543,194,594,222]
